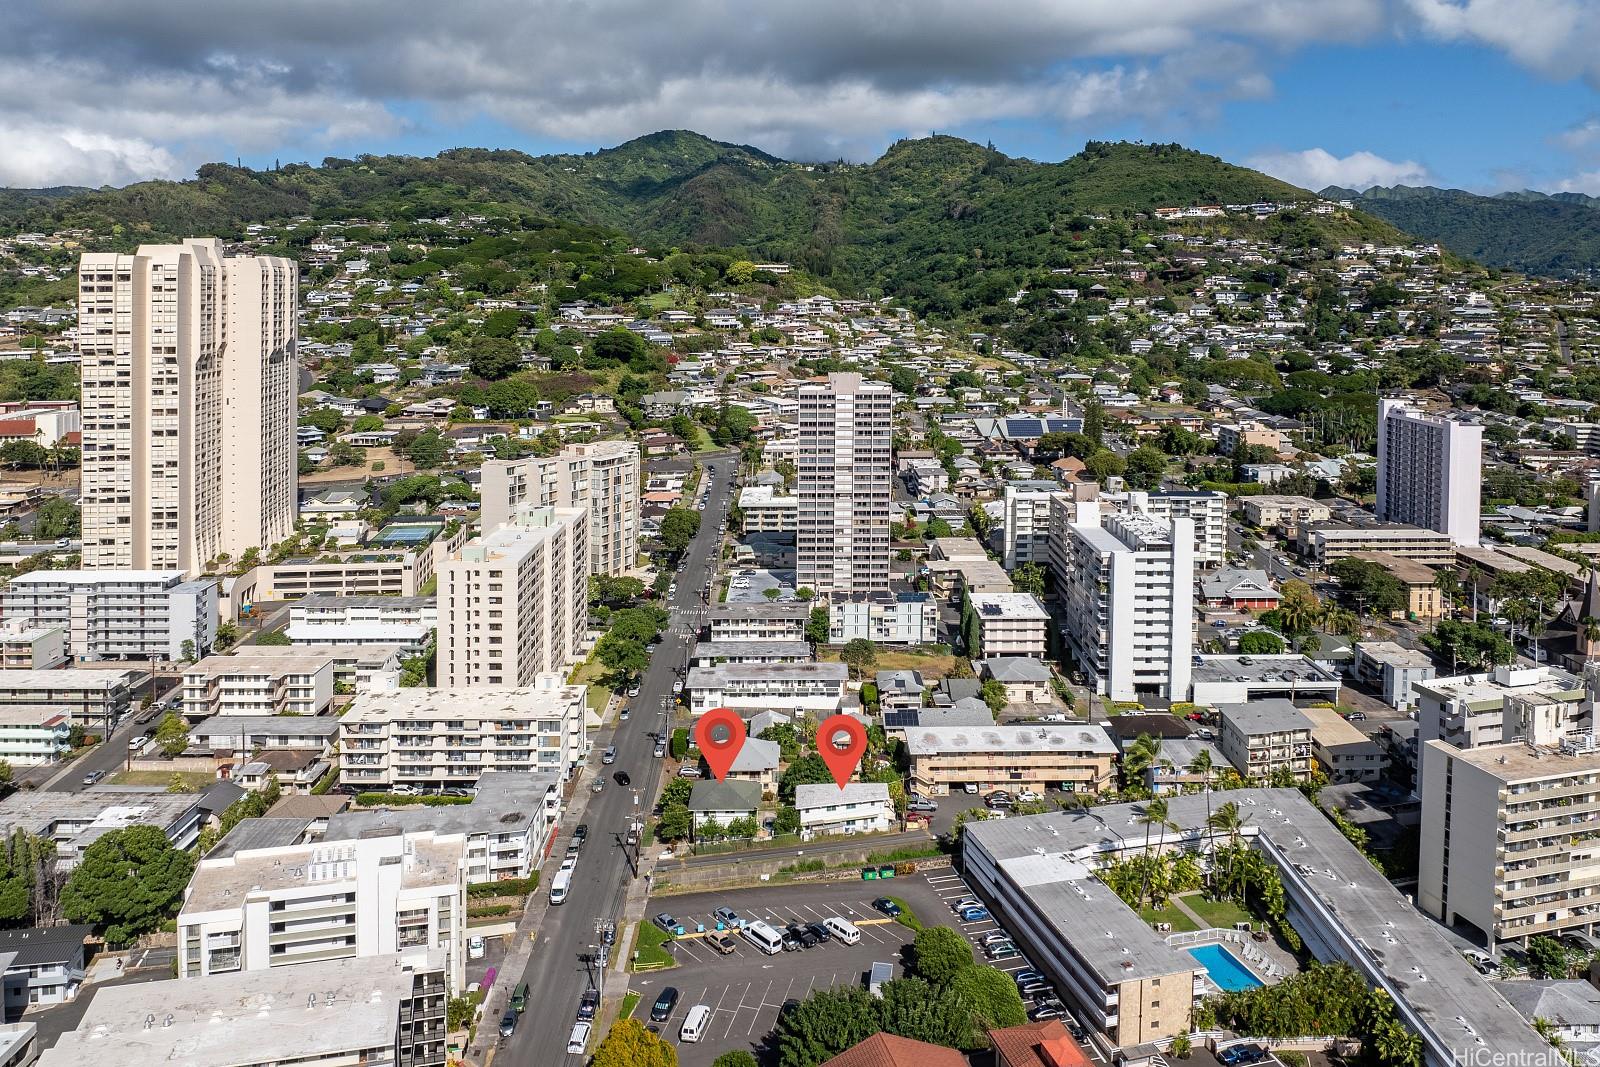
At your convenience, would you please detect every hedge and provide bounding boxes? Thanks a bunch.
[355,793,473,807]
[467,904,514,918]
[670,728,689,760]
[466,874,538,898]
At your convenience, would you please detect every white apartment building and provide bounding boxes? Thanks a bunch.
[177,829,466,992]
[1102,489,1228,567]
[324,771,559,885]
[78,239,296,576]
[1376,398,1483,548]
[797,372,893,595]
[181,652,336,718]
[829,591,939,645]
[0,670,138,735]
[737,485,798,533]
[285,594,436,653]
[1053,503,1195,702]
[39,954,449,1067]
[1217,700,1314,782]
[966,592,1049,659]
[0,620,64,670]
[338,678,589,790]
[0,711,70,766]
[2,569,217,662]
[479,440,639,576]
[794,783,894,836]
[1297,523,1457,566]
[708,602,812,642]
[437,507,587,688]
[1420,731,1600,948]
[1414,665,1588,753]
[685,662,848,716]
[1002,481,1058,570]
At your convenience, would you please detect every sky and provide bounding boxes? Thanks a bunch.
[5,0,1600,196]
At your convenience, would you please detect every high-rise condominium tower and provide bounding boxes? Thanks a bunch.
[797,372,893,595]
[78,239,297,575]
[1376,398,1482,548]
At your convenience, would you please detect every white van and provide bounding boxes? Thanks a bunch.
[742,920,784,956]
[823,916,861,945]
[566,1020,590,1054]
[549,867,573,905]
[679,1004,711,1043]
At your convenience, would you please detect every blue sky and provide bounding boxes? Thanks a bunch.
[4,0,1600,194]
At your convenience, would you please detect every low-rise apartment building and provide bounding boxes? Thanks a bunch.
[324,771,559,885]
[1297,524,1456,566]
[685,662,848,717]
[829,591,940,645]
[1188,655,1343,706]
[966,593,1049,659]
[187,715,339,758]
[906,723,1117,796]
[0,924,91,1017]
[0,621,64,670]
[1,570,217,662]
[177,827,466,991]
[1241,495,1332,533]
[181,652,335,718]
[1301,705,1388,783]
[1349,552,1444,618]
[1414,664,1587,753]
[738,485,797,533]
[0,787,213,868]
[1351,641,1436,710]
[39,953,449,1067]
[243,643,404,692]
[0,712,69,766]
[285,595,437,653]
[708,602,812,642]
[1217,700,1314,782]
[689,641,811,668]
[0,669,139,735]
[338,678,589,790]
[794,783,894,836]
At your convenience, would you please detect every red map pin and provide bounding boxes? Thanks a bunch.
[817,714,867,789]
[694,708,747,782]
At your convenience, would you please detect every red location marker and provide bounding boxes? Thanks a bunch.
[817,714,868,789]
[694,708,747,783]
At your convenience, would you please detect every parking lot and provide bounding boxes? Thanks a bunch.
[630,877,944,1065]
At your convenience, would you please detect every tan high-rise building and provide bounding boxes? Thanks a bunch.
[797,372,893,595]
[78,239,296,576]
[480,440,639,576]
[437,507,588,688]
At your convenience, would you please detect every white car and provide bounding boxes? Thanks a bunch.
[1017,789,1041,802]
[468,935,486,960]
[567,1021,591,1054]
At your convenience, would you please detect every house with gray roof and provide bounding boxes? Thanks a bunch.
[686,780,761,830]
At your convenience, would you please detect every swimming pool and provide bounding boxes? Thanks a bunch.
[1187,943,1263,991]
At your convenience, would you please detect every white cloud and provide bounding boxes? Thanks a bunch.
[1246,147,1432,190]
[0,122,181,188]
[1404,0,1600,84]
[1559,117,1600,151]
[1555,171,1600,195]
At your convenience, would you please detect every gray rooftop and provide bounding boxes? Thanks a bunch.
[208,817,311,858]
[691,640,812,662]
[1191,654,1342,688]
[905,723,1116,756]
[188,715,340,740]
[709,602,813,621]
[37,952,438,1067]
[980,657,1052,684]
[323,771,559,841]
[964,790,1549,1060]
[688,662,848,686]
[1218,699,1314,736]
[794,783,891,810]
[687,779,761,812]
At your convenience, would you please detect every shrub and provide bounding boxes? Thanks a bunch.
[466,875,538,898]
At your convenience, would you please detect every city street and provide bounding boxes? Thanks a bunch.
[498,450,735,1064]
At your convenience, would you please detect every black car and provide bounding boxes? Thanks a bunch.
[613,771,631,787]
[577,989,599,1021]
[872,897,902,918]
[498,1010,518,1037]
[806,921,832,943]
[573,824,588,843]
[650,987,680,1022]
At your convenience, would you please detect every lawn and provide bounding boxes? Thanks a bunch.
[618,991,640,1020]
[1179,892,1254,931]
[819,648,960,678]
[884,896,923,932]
[630,921,677,971]
[110,770,215,791]
[569,655,616,715]
[1138,903,1199,933]
[687,424,717,453]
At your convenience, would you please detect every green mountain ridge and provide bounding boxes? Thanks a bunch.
[1321,182,1600,275]
[0,131,1408,322]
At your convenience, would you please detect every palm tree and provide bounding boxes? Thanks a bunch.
[1137,798,1176,909]
[1433,569,1460,625]
[1581,616,1600,660]
[1187,748,1216,889]
[1207,801,1244,897]
[1123,733,1162,792]
[1465,563,1483,622]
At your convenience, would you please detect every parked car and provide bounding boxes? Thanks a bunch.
[806,922,832,943]
[958,906,991,922]
[705,931,737,955]
[468,935,485,960]
[601,746,617,765]
[573,824,588,844]
[779,928,803,951]
[627,684,641,697]
[498,1011,518,1037]
[591,777,605,793]
[907,798,938,814]
[1018,980,1050,997]
[1013,970,1044,986]
[1028,1002,1063,1021]
[677,765,702,778]
[650,987,680,1022]
[1017,789,1041,802]
[511,983,529,1012]
[713,906,745,928]
[982,932,1013,945]
[987,946,1021,961]
[952,897,983,912]
[82,770,104,786]
[872,897,902,918]
[577,989,599,1021]
[566,1021,590,1054]
[653,913,684,936]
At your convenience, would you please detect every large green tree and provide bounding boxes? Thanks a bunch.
[591,1017,677,1067]
[773,986,880,1067]
[909,925,974,986]
[948,965,1028,1030]
[659,508,701,554]
[62,825,195,944]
